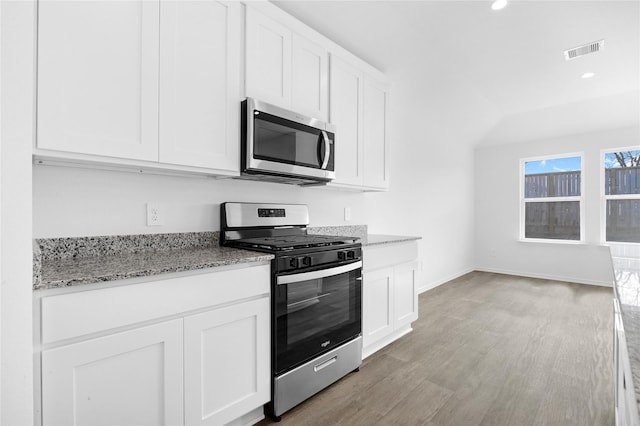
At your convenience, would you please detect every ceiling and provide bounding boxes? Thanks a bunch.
[272,0,640,145]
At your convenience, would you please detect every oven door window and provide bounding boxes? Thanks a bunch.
[253,112,334,170]
[275,267,361,374]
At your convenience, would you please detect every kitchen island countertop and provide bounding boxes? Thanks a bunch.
[611,245,640,418]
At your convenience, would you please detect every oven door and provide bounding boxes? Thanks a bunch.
[274,261,362,375]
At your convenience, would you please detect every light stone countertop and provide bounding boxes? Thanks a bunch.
[307,225,421,246]
[36,246,273,290]
[361,234,421,246]
[33,232,273,290]
[33,227,420,290]
[610,245,640,416]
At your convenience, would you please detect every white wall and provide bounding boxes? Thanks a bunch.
[475,126,640,286]
[33,166,366,237]
[363,65,499,292]
[1,1,35,424]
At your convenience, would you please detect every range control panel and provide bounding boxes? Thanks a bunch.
[258,208,286,218]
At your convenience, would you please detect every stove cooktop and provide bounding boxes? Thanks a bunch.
[232,234,359,251]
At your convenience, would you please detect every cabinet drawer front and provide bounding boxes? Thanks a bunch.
[363,241,418,272]
[41,264,270,344]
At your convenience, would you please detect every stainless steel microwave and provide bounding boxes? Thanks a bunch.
[240,98,336,185]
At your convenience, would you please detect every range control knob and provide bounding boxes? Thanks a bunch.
[338,251,347,261]
[289,257,299,269]
[301,256,312,267]
[346,250,355,259]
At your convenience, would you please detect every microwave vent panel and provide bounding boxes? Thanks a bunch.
[563,39,604,61]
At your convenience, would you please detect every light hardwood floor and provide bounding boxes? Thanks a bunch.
[258,271,614,426]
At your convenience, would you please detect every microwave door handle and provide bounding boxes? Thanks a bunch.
[320,131,330,170]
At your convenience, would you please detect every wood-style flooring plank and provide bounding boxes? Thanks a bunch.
[257,272,613,426]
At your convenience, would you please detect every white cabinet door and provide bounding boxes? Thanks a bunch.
[245,6,292,108]
[292,34,328,121]
[37,0,159,161]
[184,297,270,426]
[362,267,394,348]
[394,261,419,328]
[363,76,390,190]
[159,0,240,172]
[41,320,183,426]
[329,55,364,186]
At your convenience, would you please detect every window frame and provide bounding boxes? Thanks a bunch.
[600,146,640,245]
[519,152,585,244]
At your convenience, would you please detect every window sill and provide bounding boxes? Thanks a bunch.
[518,238,586,246]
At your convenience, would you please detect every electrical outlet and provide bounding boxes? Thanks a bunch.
[146,203,163,226]
[344,207,351,221]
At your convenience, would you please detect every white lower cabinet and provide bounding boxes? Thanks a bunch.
[184,298,270,426]
[42,320,184,426]
[362,267,394,347]
[37,264,271,426]
[362,241,419,358]
[394,261,419,328]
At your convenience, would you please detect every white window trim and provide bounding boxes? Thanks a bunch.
[600,146,640,245]
[519,152,585,243]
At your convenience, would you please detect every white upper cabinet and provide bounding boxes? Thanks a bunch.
[363,76,390,190]
[37,0,160,161]
[329,55,364,187]
[245,5,329,121]
[245,6,292,108]
[329,56,390,191]
[36,0,386,185]
[291,34,329,121]
[37,0,241,174]
[159,0,241,171]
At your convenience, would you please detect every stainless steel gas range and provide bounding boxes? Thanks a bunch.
[220,202,362,421]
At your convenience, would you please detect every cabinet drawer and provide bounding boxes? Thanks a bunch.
[363,241,418,272]
[41,264,270,344]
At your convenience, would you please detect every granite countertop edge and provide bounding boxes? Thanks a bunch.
[361,234,422,247]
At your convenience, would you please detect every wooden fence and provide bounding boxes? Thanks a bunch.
[524,171,581,198]
[605,166,640,195]
[606,199,640,242]
[524,201,580,240]
[525,167,640,197]
[524,167,640,241]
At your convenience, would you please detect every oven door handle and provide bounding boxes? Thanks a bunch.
[277,261,362,285]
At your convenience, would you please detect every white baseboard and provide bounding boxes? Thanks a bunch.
[417,268,475,294]
[362,325,413,359]
[474,266,612,287]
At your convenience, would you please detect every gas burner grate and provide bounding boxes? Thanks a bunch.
[235,234,357,251]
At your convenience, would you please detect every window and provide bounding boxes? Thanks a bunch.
[521,154,583,241]
[603,148,640,243]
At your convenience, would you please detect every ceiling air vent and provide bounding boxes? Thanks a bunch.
[564,39,604,61]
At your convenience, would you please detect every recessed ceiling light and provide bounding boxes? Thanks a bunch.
[491,0,508,11]
[582,72,596,79]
